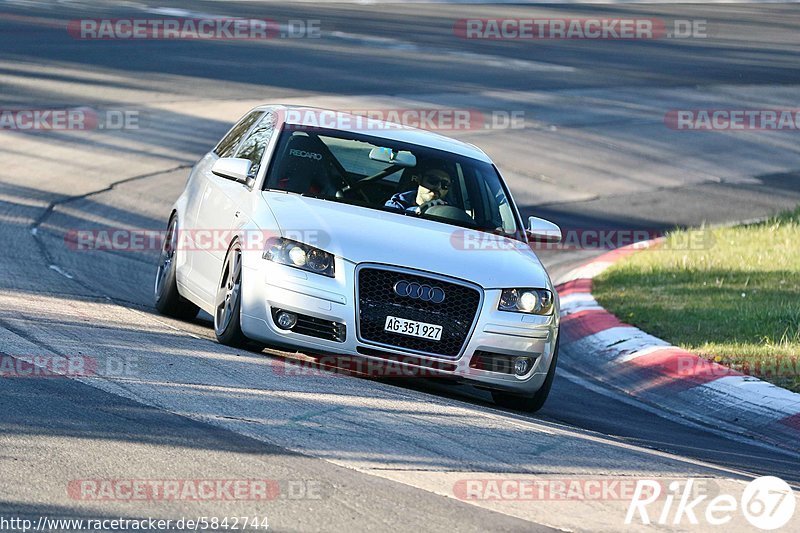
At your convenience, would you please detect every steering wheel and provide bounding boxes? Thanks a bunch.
[418,199,448,214]
[420,204,478,226]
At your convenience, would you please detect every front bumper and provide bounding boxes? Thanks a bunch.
[240,258,559,396]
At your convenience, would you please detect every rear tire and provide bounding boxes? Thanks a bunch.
[154,216,199,320]
[214,241,249,348]
[491,334,559,413]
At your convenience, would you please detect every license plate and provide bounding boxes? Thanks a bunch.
[384,316,443,341]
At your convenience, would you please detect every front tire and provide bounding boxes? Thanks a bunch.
[154,216,199,320]
[214,241,249,347]
[491,334,559,413]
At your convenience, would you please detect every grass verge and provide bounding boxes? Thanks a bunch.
[593,206,800,392]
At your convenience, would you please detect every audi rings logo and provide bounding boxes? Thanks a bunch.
[393,281,446,304]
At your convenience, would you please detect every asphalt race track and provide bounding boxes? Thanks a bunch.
[1,1,799,531]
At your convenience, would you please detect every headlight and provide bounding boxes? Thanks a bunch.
[499,288,553,315]
[263,238,335,277]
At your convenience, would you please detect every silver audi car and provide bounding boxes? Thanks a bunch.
[154,105,562,411]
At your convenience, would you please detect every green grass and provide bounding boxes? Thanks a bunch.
[593,206,800,392]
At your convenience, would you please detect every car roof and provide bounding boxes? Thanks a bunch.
[258,104,493,163]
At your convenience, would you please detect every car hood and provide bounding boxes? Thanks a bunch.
[261,192,551,289]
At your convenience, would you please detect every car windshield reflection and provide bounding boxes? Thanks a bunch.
[264,126,522,238]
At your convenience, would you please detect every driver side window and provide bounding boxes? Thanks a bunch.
[234,112,277,178]
[214,111,262,157]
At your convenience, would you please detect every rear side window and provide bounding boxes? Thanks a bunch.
[213,111,263,157]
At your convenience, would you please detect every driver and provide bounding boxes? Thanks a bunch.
[385,166,451,214]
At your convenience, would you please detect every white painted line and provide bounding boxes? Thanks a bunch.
[446,51,576,73]
[559,261,614,284]
[559,292,598,311]
[327,31,418,51]
[48,264,74,279]
[561,305,604,317]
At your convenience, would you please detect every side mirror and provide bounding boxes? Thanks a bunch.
[211,157,253,184]
[527,216,562,243]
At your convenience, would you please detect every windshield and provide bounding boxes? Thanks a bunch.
[264,126,523,238]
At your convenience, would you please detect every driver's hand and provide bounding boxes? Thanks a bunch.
[414,199,447,214]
